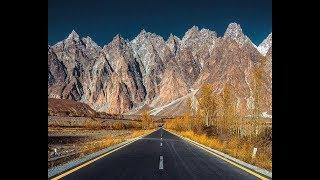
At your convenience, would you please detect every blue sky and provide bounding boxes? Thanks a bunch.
[48,0,272,46]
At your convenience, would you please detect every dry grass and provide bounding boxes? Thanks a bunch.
[80,129,154,155]
[48,116,142,130]
[48,123,154,169]
[172,130,271,170]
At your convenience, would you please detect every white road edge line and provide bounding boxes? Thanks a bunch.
[160,142,162,147]
[165,129,271,180]
[50,129,158,180]
[159,156,164,170]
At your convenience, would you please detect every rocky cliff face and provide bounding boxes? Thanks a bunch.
[48,23,272,116]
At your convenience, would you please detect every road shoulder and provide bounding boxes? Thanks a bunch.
[164,129,272,179]
[48,129,157,179]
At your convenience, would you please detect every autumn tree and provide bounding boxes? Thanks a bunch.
[182,112,192,130]
[185,97,198,132]
[221,82,237,136]
[251,58,267,136]
[141,110,153,129]
[252,59,265,119]
[198,84,218,127]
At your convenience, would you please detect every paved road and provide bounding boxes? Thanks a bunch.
[61,128,259,180]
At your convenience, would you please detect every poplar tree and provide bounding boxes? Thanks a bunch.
[198,84,217,127]
[222,82,237,135]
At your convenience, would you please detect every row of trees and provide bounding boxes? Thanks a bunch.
[166,59,267,138]
[195,82,239,137]
[165,61,272,170]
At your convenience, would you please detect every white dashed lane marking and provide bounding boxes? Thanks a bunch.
[159,156,164,170]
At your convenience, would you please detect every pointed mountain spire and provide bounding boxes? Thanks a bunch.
[136,29,149,39]
[167,33,180,42]
[182,26,200,42]
[168,33,174,39]
[108,34,126,47]
[257,33,272,56]
[224,23,243,39]
[82,36,101,50]
[223,22,252,47]
[185,26,199,36]
[140,29,146,34]
[189,25,199,32]
[67,30,80,41]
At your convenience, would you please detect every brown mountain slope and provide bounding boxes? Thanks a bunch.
[48,23,272,117]
[48,98,97,117]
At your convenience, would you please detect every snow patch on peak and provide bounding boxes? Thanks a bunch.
[257,33,272,56]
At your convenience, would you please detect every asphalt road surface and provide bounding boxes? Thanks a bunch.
[60,128,260,180]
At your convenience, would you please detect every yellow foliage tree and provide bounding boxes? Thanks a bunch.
[252,58,266,119]
[250,58,267,136]
[221,82,237,136]
[198,84,218,127]
[141,110,153,129]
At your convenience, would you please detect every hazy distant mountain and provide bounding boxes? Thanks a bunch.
[48,23,272,116]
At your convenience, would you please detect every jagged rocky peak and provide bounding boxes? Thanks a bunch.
[113,34,123,42]
[167,33,180,42]
[224,23,243,38]
[81,36,101,58]
[66,30,80,41]
[82,36,98,46]
[199,28,217,38]
[48,23,272,116]
[181,26,217,47]
[257,33,272,56]
[131,29,168,60]
[139,29,147,35]
[166,33,181,54]
[223,23,247,46]
[52,30,83,50]
[182,26,199,42]
[187,25,199,34]
[105,34,127,49]
[135,29,161,39]
[82,36,101,48]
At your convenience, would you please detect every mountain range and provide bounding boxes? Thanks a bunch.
[48,23,272,117]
